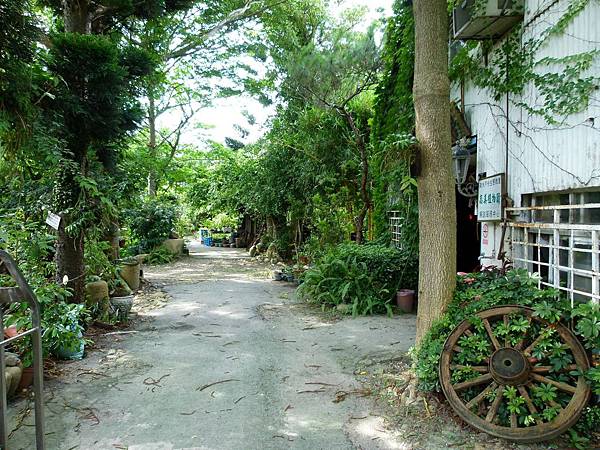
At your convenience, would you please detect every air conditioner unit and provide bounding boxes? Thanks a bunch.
[452,0,524,41]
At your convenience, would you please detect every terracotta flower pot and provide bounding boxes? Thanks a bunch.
[4,325,18,339]
[18,367,34,390]
[396,289,415,313]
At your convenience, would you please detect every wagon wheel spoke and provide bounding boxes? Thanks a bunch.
[450,365,488,373]
[465,382,497,409]
[503,315,509,347]
[453,373,493,391]
[485,385,504,423]
[510,413,518,428]
[530,374,577,394]
[548,398,563,411]
[517,385,538,415]
[531,364,578,374]
[523,333,546,356]
[482,318,500,351]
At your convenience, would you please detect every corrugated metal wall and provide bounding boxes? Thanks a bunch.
[455,0,600,207]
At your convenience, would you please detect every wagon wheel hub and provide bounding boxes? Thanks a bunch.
[489,348,529,386]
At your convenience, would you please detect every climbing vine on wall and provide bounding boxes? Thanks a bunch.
[450,0,598,124]
[370,0,418,253]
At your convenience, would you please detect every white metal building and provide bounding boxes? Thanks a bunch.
[451,0,600,303]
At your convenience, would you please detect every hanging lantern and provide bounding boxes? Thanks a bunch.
[452,144,471,185]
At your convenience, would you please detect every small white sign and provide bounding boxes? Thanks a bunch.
[477,174,504,222]
[46,212,61,230]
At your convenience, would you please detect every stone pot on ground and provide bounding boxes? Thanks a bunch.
[265,243,281,263]
[119,259,141,292]
[110,295,134,322]
[163,239,184,255]
[85,279,111,319]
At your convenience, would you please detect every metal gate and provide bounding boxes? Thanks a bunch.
[0,250,45,449]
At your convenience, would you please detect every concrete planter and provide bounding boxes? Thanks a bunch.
[163,239,184,255]
[135,253,149,264]
[85,280,109,306]
[120,260,141,292]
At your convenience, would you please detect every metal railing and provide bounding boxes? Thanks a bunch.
[506,203,600,305]
[0,251,44,449]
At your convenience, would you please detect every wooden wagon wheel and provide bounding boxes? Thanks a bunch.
[440,305,591,443]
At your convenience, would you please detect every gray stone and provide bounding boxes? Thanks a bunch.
[336,303,351,314]
[5,366,22,397]
[5,352,20,367]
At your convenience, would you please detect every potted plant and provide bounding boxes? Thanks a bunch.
[46,302,88,361]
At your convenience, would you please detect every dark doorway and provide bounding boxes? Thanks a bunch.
[456,189,480,272]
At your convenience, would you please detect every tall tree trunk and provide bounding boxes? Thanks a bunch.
[63,0,90,34]
[343,109,370,244]
[413,0,456,344]
[147,91,158,197]
[53,0,91,303]
[54,161,86,303]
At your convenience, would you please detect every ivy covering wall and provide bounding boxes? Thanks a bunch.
[370,0,418,256]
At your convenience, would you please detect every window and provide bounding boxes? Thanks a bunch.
[507,191,600,304]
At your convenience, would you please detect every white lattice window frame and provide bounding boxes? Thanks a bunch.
[507,199,600,305]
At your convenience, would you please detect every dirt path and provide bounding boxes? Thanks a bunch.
[8,241,417,450]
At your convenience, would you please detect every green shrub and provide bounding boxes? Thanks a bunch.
[414,269,599,393]
[297,242,417,316]
[413,268,599,445]
[126,200,177,252]
[146,246,177,265]
[84,238,118,286]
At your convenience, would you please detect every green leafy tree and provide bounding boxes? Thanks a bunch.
[40,0,192,301]
[275,9,383,243]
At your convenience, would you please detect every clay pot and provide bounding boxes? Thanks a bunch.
[4,325,18,339]
[18,367,33,390]
[396,289,415,313]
